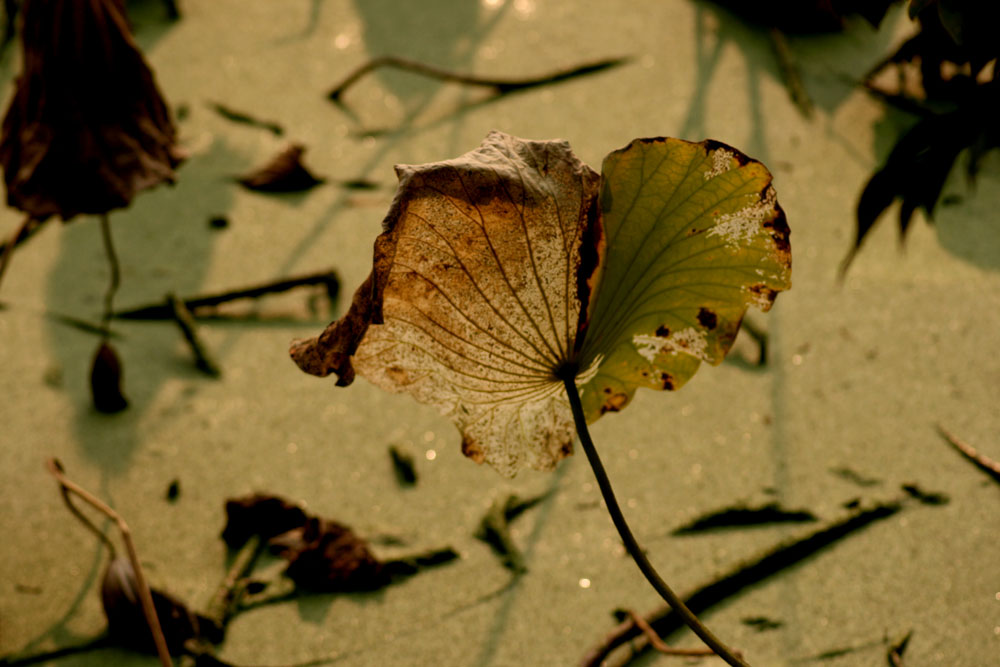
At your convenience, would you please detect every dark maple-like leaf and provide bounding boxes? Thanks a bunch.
[0,0,183,221]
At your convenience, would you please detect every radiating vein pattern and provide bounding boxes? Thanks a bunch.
[352,131,600,475]
[578,138,791,422]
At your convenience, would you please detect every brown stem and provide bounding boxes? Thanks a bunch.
[937,424,1000,482]
[98,214,120,337]
[626,610,714,657]
[167,293,222,376]
[114,269,339,319]
[45,459,173,667]
[328,55,628,102]
[580,499,904,666]
[561,377,749,667]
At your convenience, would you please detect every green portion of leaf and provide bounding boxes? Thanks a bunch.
[577,138,791,422]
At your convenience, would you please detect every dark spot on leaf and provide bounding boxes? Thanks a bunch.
[748,283,778,305]
[763,202,792,262]
[703,139,752,166]
[660,372,674,390]
[461,435,485,463]
[655,325,670,337]
[602,386,612,394]
[697,307,718,330]
[385,365,411,384]
[600,392,628,414]
[559,440,573,457]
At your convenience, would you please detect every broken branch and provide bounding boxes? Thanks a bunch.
[167,292,222,376]
[937,424,1000,483]
[45,458,172,667]
[328,55,628,103]
[626,610,715,657]
[114,270,339,319]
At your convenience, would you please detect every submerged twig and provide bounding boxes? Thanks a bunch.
[475,494,545,574]
[45,459,172,667]
[328,55,629,103]
[208,102,284,136]
[114,270,339,319]
[937,424,1000,483]
[626,610,714,657]
[167,293,222,376]
[176,535,266,667]
[887,630,912,666]
[561,375,748,667]
[580,498,909,666]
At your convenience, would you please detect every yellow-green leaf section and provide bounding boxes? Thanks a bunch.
[576,138,791,422]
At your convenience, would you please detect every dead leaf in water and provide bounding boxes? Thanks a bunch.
[237,144,324,193]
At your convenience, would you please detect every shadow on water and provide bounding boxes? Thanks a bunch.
[272,1,509,277]
[682,1,901,162]
[43,137,246,476]
[352,0,482,105]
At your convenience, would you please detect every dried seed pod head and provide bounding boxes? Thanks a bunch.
[90,340,128,413]
[0,0,184,222]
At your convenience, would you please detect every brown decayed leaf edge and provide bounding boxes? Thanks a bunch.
[291,130,601,474]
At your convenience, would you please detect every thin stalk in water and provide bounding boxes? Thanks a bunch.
[98,213,120,337]
[560,374,749,667]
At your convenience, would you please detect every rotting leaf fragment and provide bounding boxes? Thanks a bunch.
[237,144,324,193]
[291,131,790,476]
